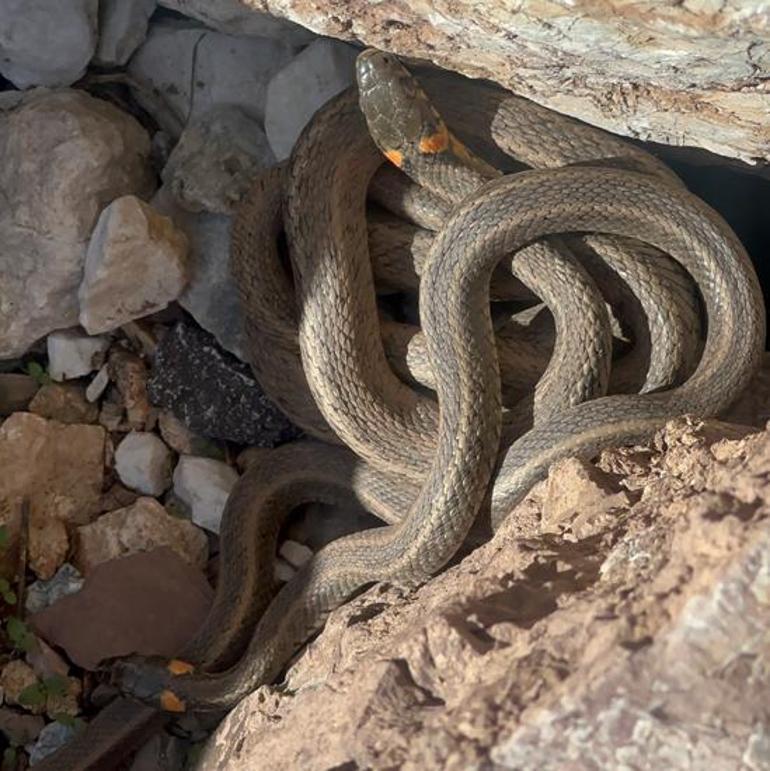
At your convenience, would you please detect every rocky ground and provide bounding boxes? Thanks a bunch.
[0,1,768,770]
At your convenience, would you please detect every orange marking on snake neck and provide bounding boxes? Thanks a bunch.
[167,659,195,676]
[160,689,187,713]
[419,126,450,154]
[384,149,403,167]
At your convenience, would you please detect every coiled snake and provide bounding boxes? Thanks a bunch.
[38,49,764,769]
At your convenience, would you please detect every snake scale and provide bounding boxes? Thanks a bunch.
[37,49,764,769]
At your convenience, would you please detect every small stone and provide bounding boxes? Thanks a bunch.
[148,322,301,445]
[0,373,38,415]
[162,106,275,214]
[0,707,44,746]
[158,410,216,456]
[99,399,125,432]
[26,638,70,681]
[0,0,98,88]
[29,518,70,584]
[28,383,99,424]
[0,660,40,713]
[74,496,208,573]
[279,540,313,569]
[274,558,296,583]
[26,720,76,765]
[265,39,360,160]
[25,564,84,616]
[108,349,151,430]
[114,432,174,496]
[94,0,156,66]
[98,483,140,514]
[86,365,110,402]
[47,330,110,382]
[44,676,81,719]
[173,456,238,534]
[78,196,188,334]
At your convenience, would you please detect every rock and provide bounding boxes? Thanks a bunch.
[26,720,76,765]
[107,349,152,430]
[0,661,40,713]
[94,0,156,66]
[98,483,140,514]
[199,419,770,770]
[114,433,173,496]
[172,456,238,534]
[0,89,154,357]
[26,639,69,681]
[0,0,98,88]
[0,374,38,415]
[158,410,216,456]
[274,559,296,584]
[129,732,187,771]
[127,18,297,137]
[162,106,275,215]
[0,413,106,578]
[25,564,84,615]
[264,38,360,161]
[28,383,99,424]
[46,330,110,382]
[278,540,312,569]
[31,547,213,670]
[98,399,125,433]
[78,196,188,334]
[0,708,44,746]
[74,496,207,573]
[85,365,110,403]
[147,322,301,446]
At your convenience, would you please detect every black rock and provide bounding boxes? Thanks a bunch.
[148,322,302,446]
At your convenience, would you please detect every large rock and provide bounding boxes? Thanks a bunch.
[94,0,156,67]
[199,418,770,769]
[180,1,770,165]
[0,0,98,88]
[0,89,154,357]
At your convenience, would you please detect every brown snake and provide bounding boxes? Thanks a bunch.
[38,50,764,767]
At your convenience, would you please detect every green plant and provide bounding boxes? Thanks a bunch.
[5,618,35,653]
[23,361,51,387]
[18,674,69,709]
[0,579,16,606]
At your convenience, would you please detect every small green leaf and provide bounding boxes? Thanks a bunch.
[2,589,17,605]
[6,617,35,653]
[51,713,85,733]
[24,361,51,386]
[42,674,69,699]
[18,681,46,708]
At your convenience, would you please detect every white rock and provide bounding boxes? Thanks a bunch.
[0,0,98,88]
[115,431,174,496]
[279,540,313,569]
[265,38,360,160]
[173,455,238,534]
[25,563,84,615]
[26,720,76,765]
[274,558,296,583]
[162,106,275,214]
[47,330,110,381]
[85,365,110,402]
[78,195,188,334]
[94,0,156,66]
[0,89,154,358]
[127,18,296,137]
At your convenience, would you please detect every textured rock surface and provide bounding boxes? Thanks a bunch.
[94,0,156,66]
[78,195,188,334]
[200,418,770,769]
[47,330,110,382]
[0,373,38,415]
[29,383,99,425]
[114,432,174,496]
[179,0,770,164]
[173,455,238,534]
[0,89,154,357]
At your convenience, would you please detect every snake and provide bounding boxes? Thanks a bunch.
[37,49,764,767]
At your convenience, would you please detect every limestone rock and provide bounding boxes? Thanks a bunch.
[0,374,38,415]
[157,410,214,456]
[0,0,98,88]
[85,364,110,403]
[0,88,153,357]
[74,496,207,573]
[78,196,188,334]
[147,322,301,446]
[94,0,156,67]
[172,455,238,534]
[0,661,40,713]
[162,106,275,215]
[114,432,173,496]
[264,38,360,160]
[25,564,84,615]
[199,419,770,769]
[46,330,110,382]
[127,18,296,137]
[28,383,99,424]
[108,349,152,430]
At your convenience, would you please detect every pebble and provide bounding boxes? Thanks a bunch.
[28,383,99,424]
[108,349,152,430]
[25,564,84,618]
[78,196,188,335]
[0,708,44,747]
[26,639,69,681]
[0,0,98,87]
[265,38,360,160]
[46,330,110,382]
[278,540,313,569]
[147,322,301,445]
[274,558,296,583]
[162,105,275,215]
[173,455,238,534]
[114,432,174,496]
[158,410,217,456]
[0,373,38,415]
[75,496,208,573]
[26,720,76,765]
[94,0,156,66]
[0,90,154,357]
[0,660,40,713]
[86,365,110,402]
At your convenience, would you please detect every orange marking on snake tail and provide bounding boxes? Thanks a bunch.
[419,125,450,154]
[160,689,187,713]
[167,659,195,675]
[384,149,403,167]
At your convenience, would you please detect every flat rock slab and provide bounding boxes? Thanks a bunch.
[147,322,301,446]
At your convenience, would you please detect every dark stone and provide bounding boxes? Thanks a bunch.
[147,322,302,446]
